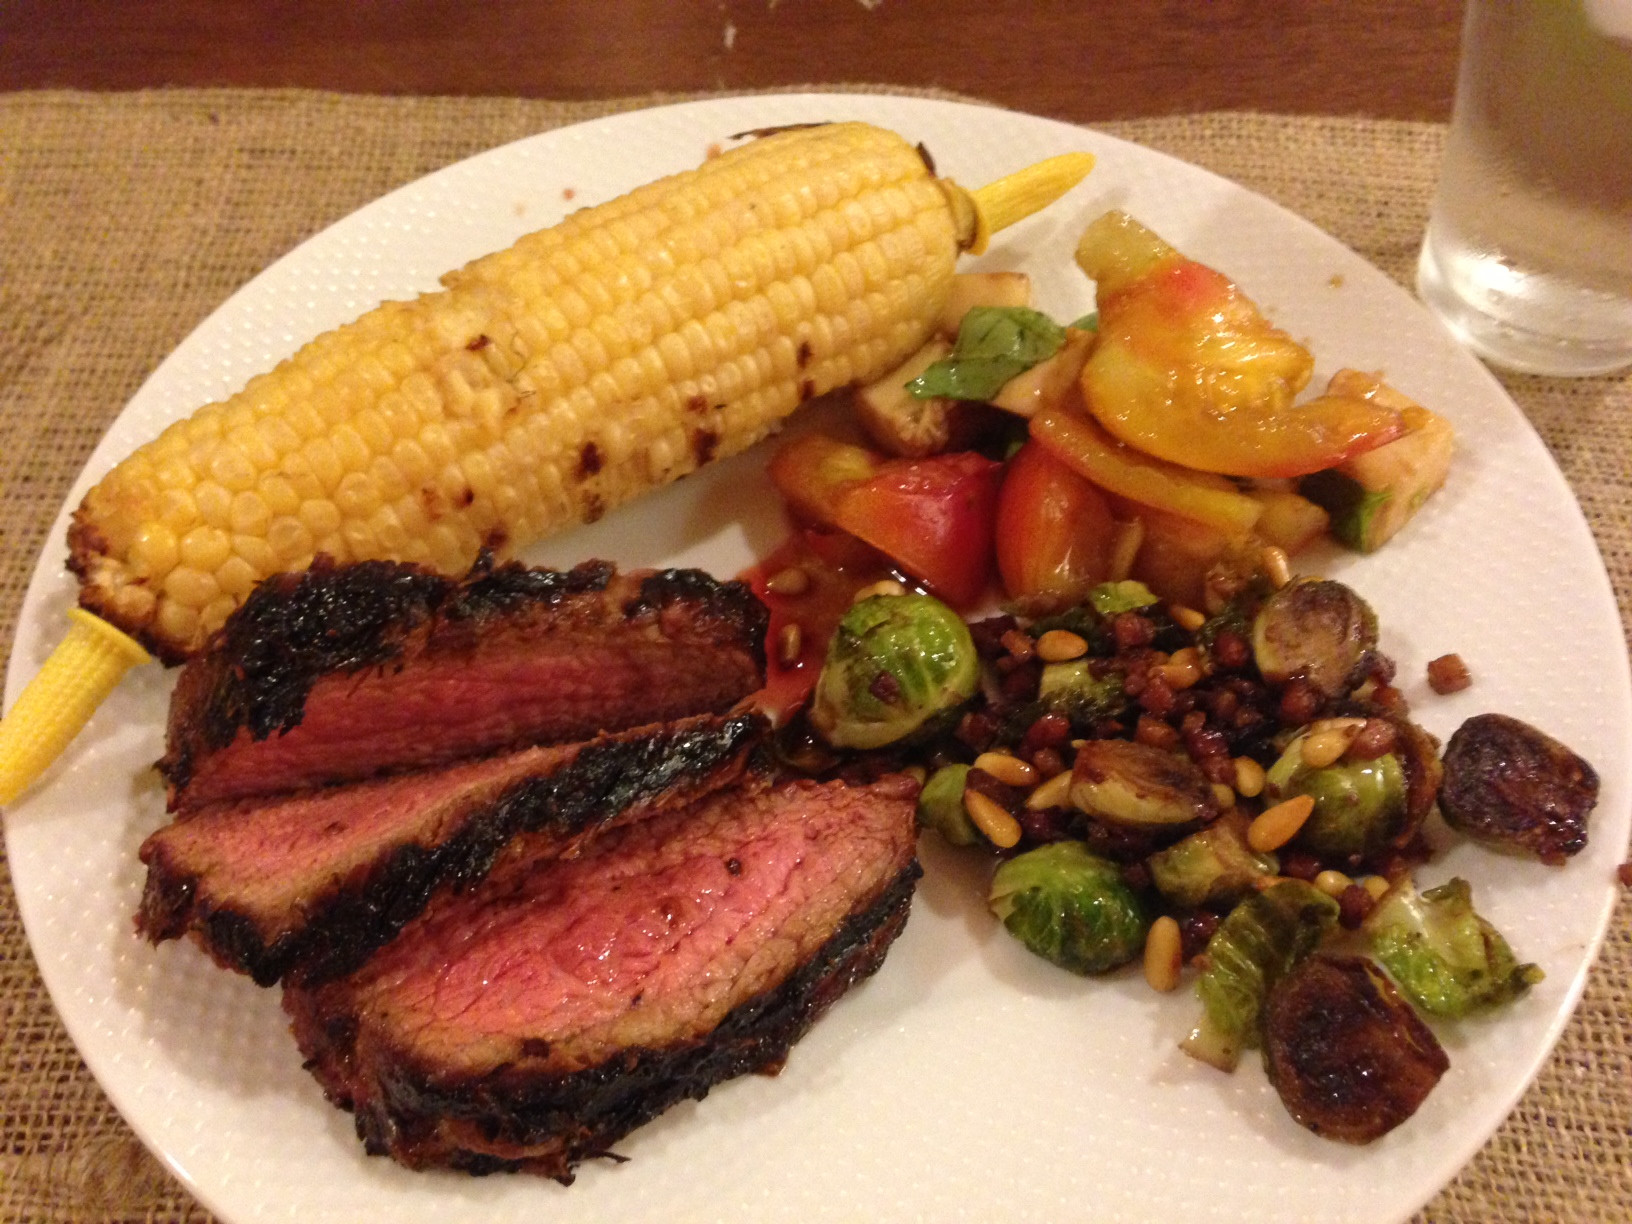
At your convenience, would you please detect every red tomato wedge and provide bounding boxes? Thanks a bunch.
[834,452,1003,609]
[996,440,1117,602]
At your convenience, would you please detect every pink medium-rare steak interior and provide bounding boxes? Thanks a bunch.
[160,557,767,811]
[173,639,758,810]
[138,712,767,986]
[297,773,920,1080]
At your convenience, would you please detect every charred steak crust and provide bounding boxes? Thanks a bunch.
[138,712,769,987]
[396,865,913,1178]
[158,556,768,804]
[293,864,920,1181]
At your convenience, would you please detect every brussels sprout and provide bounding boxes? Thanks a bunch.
[809,594,979,750]
[1265,733,1410,862]
[1263,954,1449,1144]
[1088,579,1161,616]
[1146,810,1278,908]
[1037,658,1126,720]
[1070,739,1216,831]
[1363,876,1543,1017]
[1439,713,1600,864]
[1181,879,1339,1071]
[988,841,1149,974]
[918,763,981,846]
[1250,578,1378,699]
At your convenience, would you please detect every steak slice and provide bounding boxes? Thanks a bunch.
[285,773,922,1180]
[159,556,767,811]
[138,712,767,987]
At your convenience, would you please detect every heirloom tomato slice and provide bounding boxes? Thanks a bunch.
[995,440,1117,602]
[1075,211,1403,478]
[834,451,1002,609]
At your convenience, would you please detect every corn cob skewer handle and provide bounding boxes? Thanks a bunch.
[0,610,151,805]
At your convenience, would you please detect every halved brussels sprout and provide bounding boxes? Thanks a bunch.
[1265,732,1410,862]
[1146,810,1278,909]
[1250,578,1378,699]
[1070,739,1216,831]
[918,763,981,846]
[1263,954,1449,1143]
[809,594,979,750]
[1182,879,1340,1071]
[1439,713,1599,864]
[1363,876,1543,1017]
[988,841,1149,974]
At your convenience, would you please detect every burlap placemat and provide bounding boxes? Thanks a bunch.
[1,89,1628,1223]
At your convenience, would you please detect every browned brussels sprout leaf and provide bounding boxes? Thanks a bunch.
[1439,713,1599,864]
[1263,954,1449,1143]
[1182,880,1340,1071]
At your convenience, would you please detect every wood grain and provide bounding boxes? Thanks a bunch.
[0,0,1462,122]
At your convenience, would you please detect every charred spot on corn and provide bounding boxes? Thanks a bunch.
[577,442,603,478]
[691,428,721,466]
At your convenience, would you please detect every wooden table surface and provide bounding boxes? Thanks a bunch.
[0,0,1464,123]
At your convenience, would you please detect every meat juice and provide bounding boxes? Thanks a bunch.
[1416,0,1632,375]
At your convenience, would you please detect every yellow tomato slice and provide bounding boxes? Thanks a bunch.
[1030,406,1263,536]
[1075,212,1403,479]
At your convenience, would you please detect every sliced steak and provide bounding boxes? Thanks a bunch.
[139,712,767,986]
[159,556,767,811]
[285,772,922,1180]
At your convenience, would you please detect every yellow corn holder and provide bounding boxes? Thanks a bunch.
[0,609,151,805]
[2,128,1094,804]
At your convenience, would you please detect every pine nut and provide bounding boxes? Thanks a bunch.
[1360,874,1393,902]
[853,578,907,602]
[764,565,811,597]
[974,751,1038,788]
[1211,782,1237,809]
[1169,603,1206,632]
[1247,794,1316,852]
[776,622,803,667]
[1160,646,1204,690]
[1109,518,1145,581]
[964,789,1023,849]
[1261,545,1292,588]
[1143,915,1183,993]
[1233,756,1266,799]
[1313,869,1354,898]
[1035,628,1089,663]
[1299,719,1365,769]
[1025,768,1074,810]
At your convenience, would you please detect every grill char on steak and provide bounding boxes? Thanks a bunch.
[138,712,768,986]
[285,772,921,1180]
[159,557,768,812]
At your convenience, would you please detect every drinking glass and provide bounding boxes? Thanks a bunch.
[1416,0,1632,376]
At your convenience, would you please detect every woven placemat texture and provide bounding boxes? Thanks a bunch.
[1,89,1628,1223]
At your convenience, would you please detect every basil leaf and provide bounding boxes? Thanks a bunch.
[907,306,1066,401]
[1069,311,1099,332]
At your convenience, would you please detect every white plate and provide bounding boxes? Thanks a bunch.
[6,94,1630,1224]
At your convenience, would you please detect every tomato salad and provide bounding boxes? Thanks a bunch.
[738,209,1600,1145]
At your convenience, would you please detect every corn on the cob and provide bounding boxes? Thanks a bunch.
[0,123,1093,807]
[68,123,1090,663]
